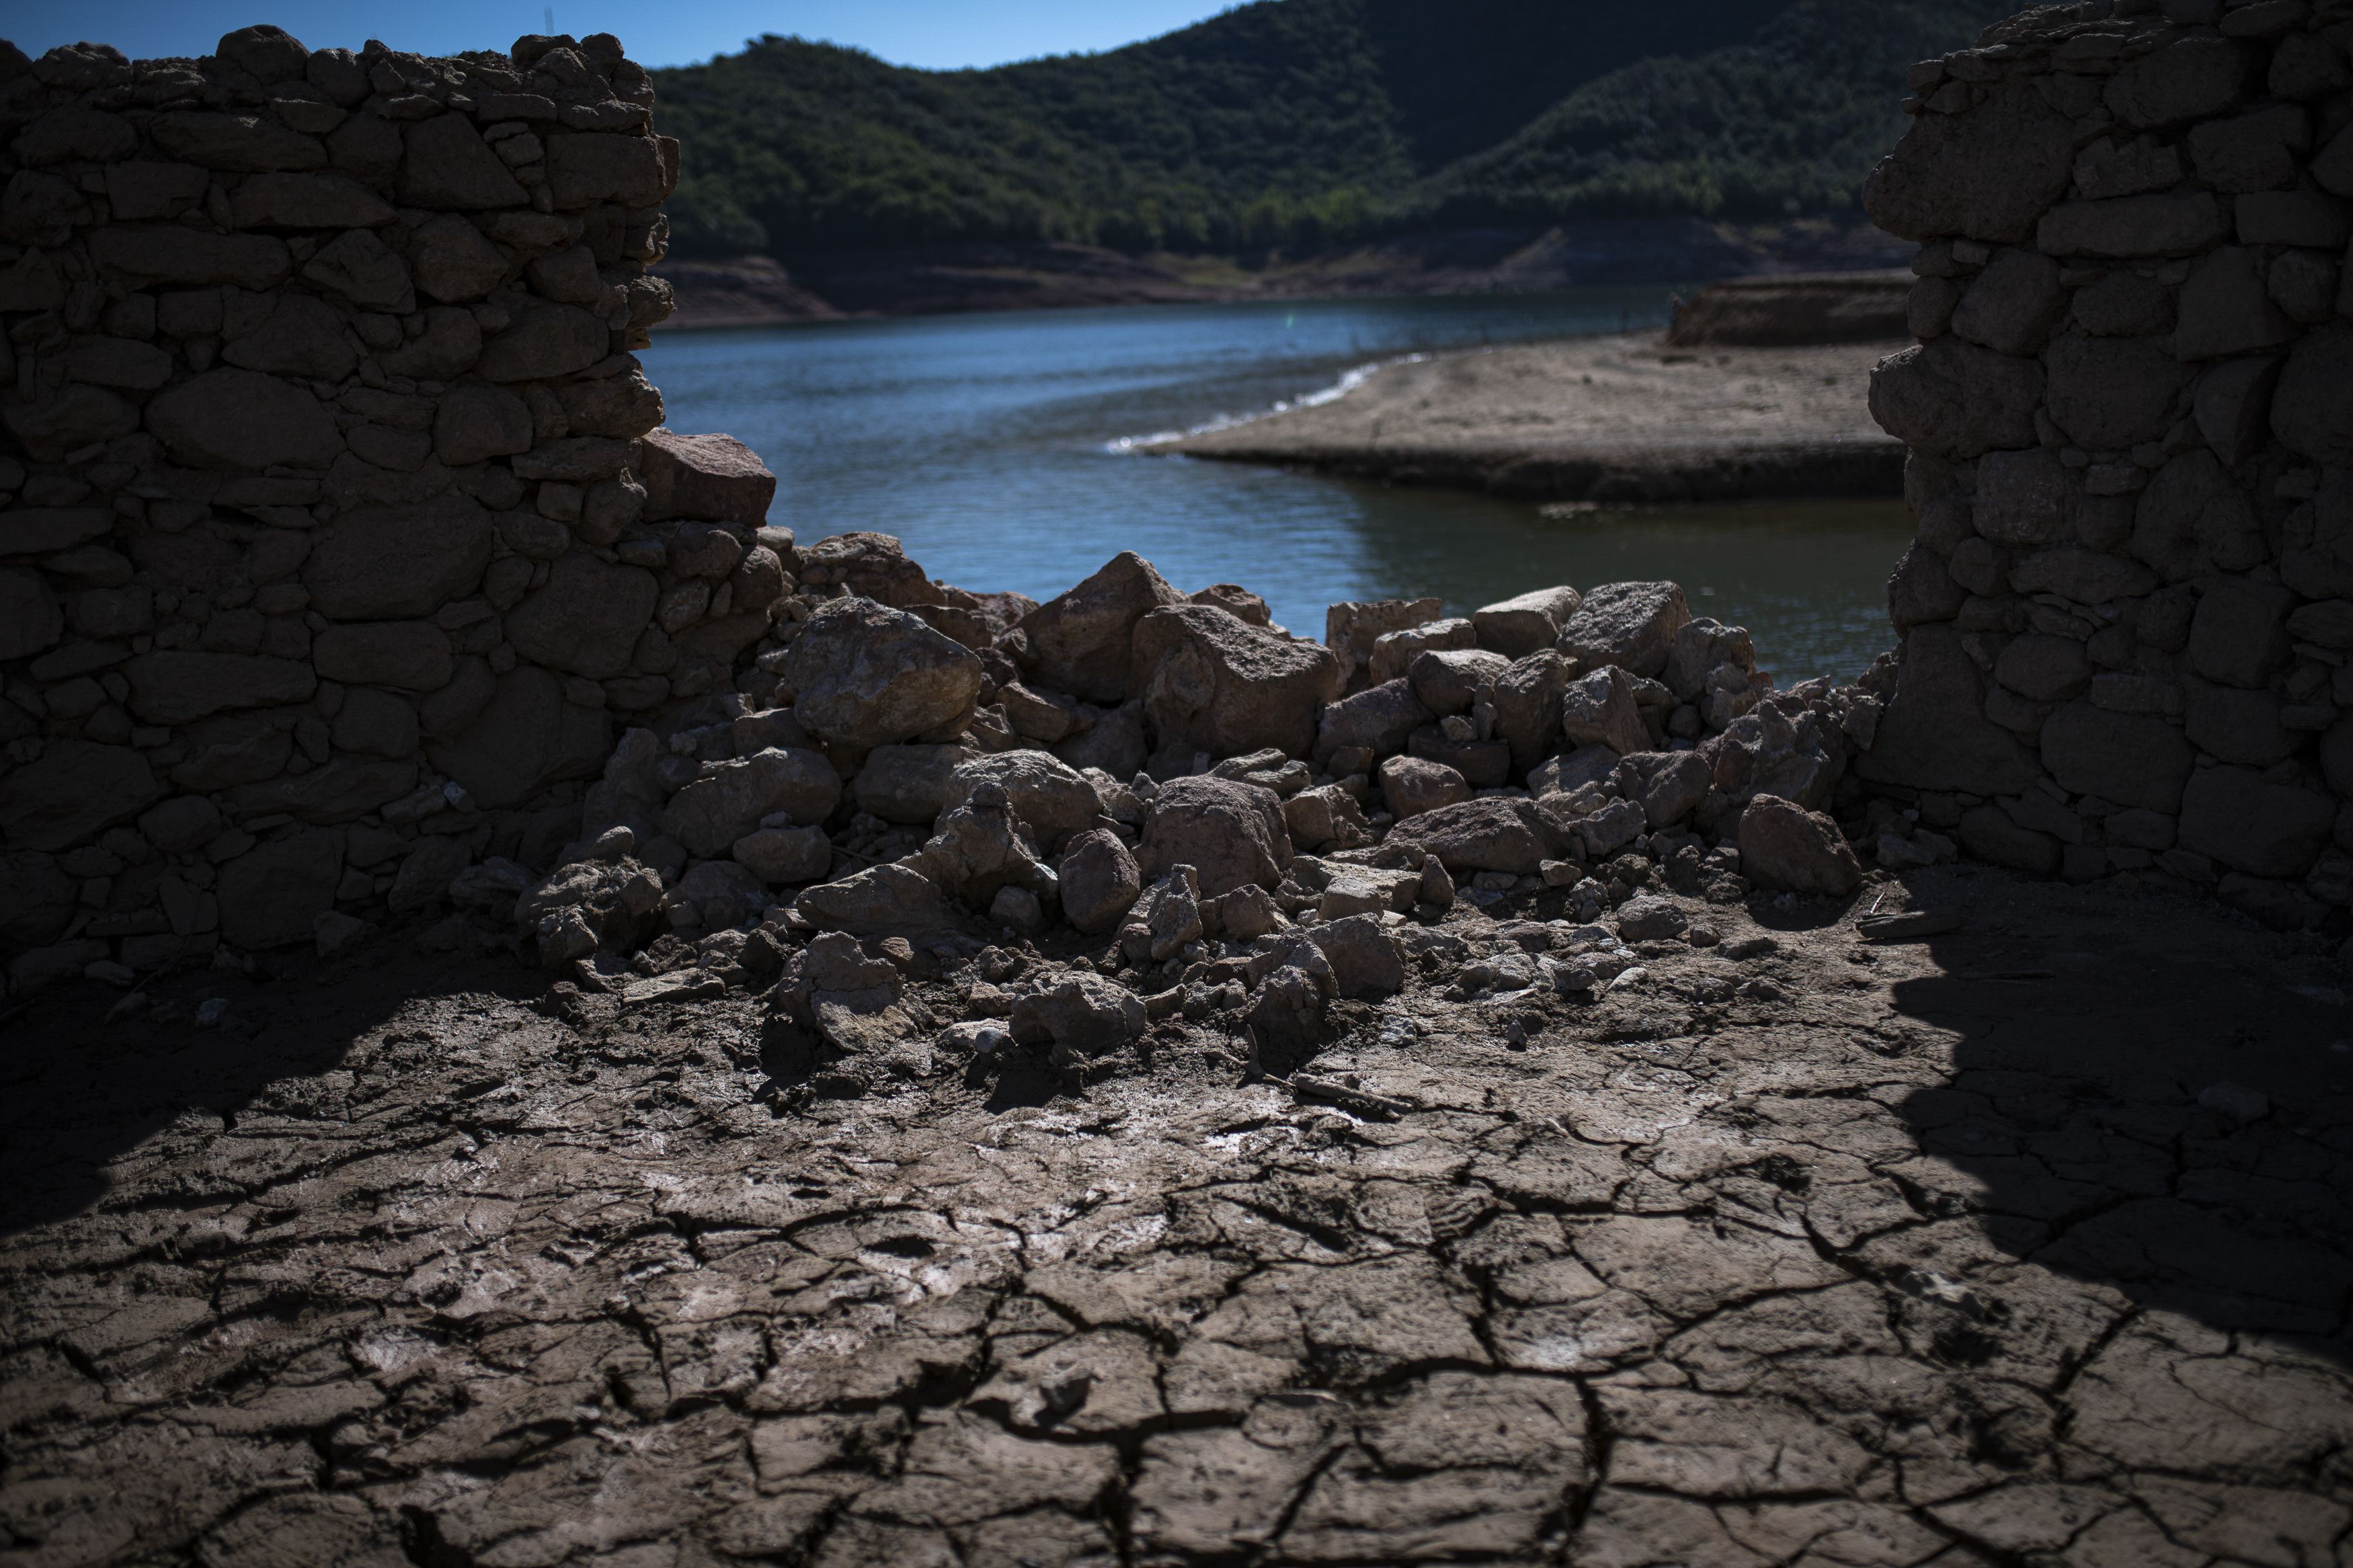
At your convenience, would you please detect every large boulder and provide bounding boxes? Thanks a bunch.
[2178,766,2337,878]
[943,750,1101,852]
[1055,698,1149,779]
[1408,648,1509,716]
[1620,750,1714,829]
[303,492,495,619]
[1662,619,1758,704]
[673,859,769,930]
[1248,944,1334,1046]
[514,854,666,966]
[2105,35,2249,129]
[1856,623,2041,797]
[1326,597,1443,690]
[1864,79,2077,243]
[1283,784,1371,852]
[1378,754,1470,820]
[1490,651,1575,772]
[145,367,344,470]
[917,782,1055,909]
[637,429,776,524]
[226,759,417,825]
[1556,582,1690,679]
[1867,337,2046,460]
[1307,914,1406,999]
[1016,551,1184,702]
[1313,679,1432,766]
[1131,604,1343,760]
[2273,326,2353,468]
[661,746,842,858]
[784,596,984,750]
[122,651,316,725]
[854,743,980,825]
[1738,796,1862,897]
[216,830,343,948]
[1697,703,1841,814]
[1136,775,1291,897]
[1191,583,1272,626]
[2038,700,2195,814]
[1023,975,1147,1069]
[796,862,967,943]
[0,852,77,948]
[503,554,660,680]
[1058,829,1142,934]
[1120,865,1203,964]
[1558,665,1651,758]
[2045,335,2186,452]
[0,740,162,852]
[1474,586,1582,659]
[1385,796,1557,876]
[797,532,939,608]
[1529,744,1622,798]
[1370,618,1476,684]
[425,665,610,810]
[0,570,61,661]
[311,621,453,691]
[733,825,833,886]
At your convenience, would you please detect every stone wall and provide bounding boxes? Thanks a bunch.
[1858,0,2353,930]
[0,26,807,987]
[0,28,1903,999]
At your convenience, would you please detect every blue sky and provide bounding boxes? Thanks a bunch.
[6,0,1239,72]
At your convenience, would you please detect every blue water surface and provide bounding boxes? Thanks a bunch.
[640,291,1908,682]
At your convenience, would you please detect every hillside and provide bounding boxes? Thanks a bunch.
[649,0,2015,295]
[1417,0,2016,226]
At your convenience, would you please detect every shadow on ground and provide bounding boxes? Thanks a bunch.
[0,948,540,1239]
[1886,875,2353,1362]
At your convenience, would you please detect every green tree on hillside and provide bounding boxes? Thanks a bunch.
[650,0,2013,259]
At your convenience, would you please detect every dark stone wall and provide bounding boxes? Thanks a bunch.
[1857,0,2353,930]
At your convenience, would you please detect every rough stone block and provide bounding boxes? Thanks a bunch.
[1864,79,2075,242]
[2039,700,2196,813]
[216,830,342,949]
[1016,551,1185,704]
[2179,764,2338,877]
[1473,587,1582,660]
[1868,337,2043,460]
[1133,604,1342,761]
[639,429,778,524]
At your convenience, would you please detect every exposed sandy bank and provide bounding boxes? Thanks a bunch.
[1166,331,1907,503]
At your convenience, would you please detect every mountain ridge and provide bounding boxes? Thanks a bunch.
[649,0,2017,269]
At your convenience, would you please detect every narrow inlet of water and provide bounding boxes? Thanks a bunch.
[640,291,1909,682]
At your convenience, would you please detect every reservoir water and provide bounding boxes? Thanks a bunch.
[641,291,1911,683]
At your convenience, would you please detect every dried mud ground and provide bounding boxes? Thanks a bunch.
[3,864,2352,1568]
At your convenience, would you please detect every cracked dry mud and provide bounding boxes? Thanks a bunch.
[3,866,2350,1568]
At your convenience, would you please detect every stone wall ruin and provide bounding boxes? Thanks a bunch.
[0,25,809,985]
[13,5,2353,1000]
[1861,0,2353,930]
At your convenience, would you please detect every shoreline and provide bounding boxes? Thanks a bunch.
[650,218,1916,330]
[1158,331,1907,504]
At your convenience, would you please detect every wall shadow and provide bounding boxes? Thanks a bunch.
[1882,895,2353,1363]
[0,947,542,1240]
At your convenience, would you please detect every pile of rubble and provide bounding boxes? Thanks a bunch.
[460,540,1891,1090]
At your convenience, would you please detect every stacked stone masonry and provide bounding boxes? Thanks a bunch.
[0,28,1911,998]
[17,4,2353,997]
[1862,0,2353,932]
[0,26,811,987]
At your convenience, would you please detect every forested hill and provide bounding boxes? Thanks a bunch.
[649,0,2016,261]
